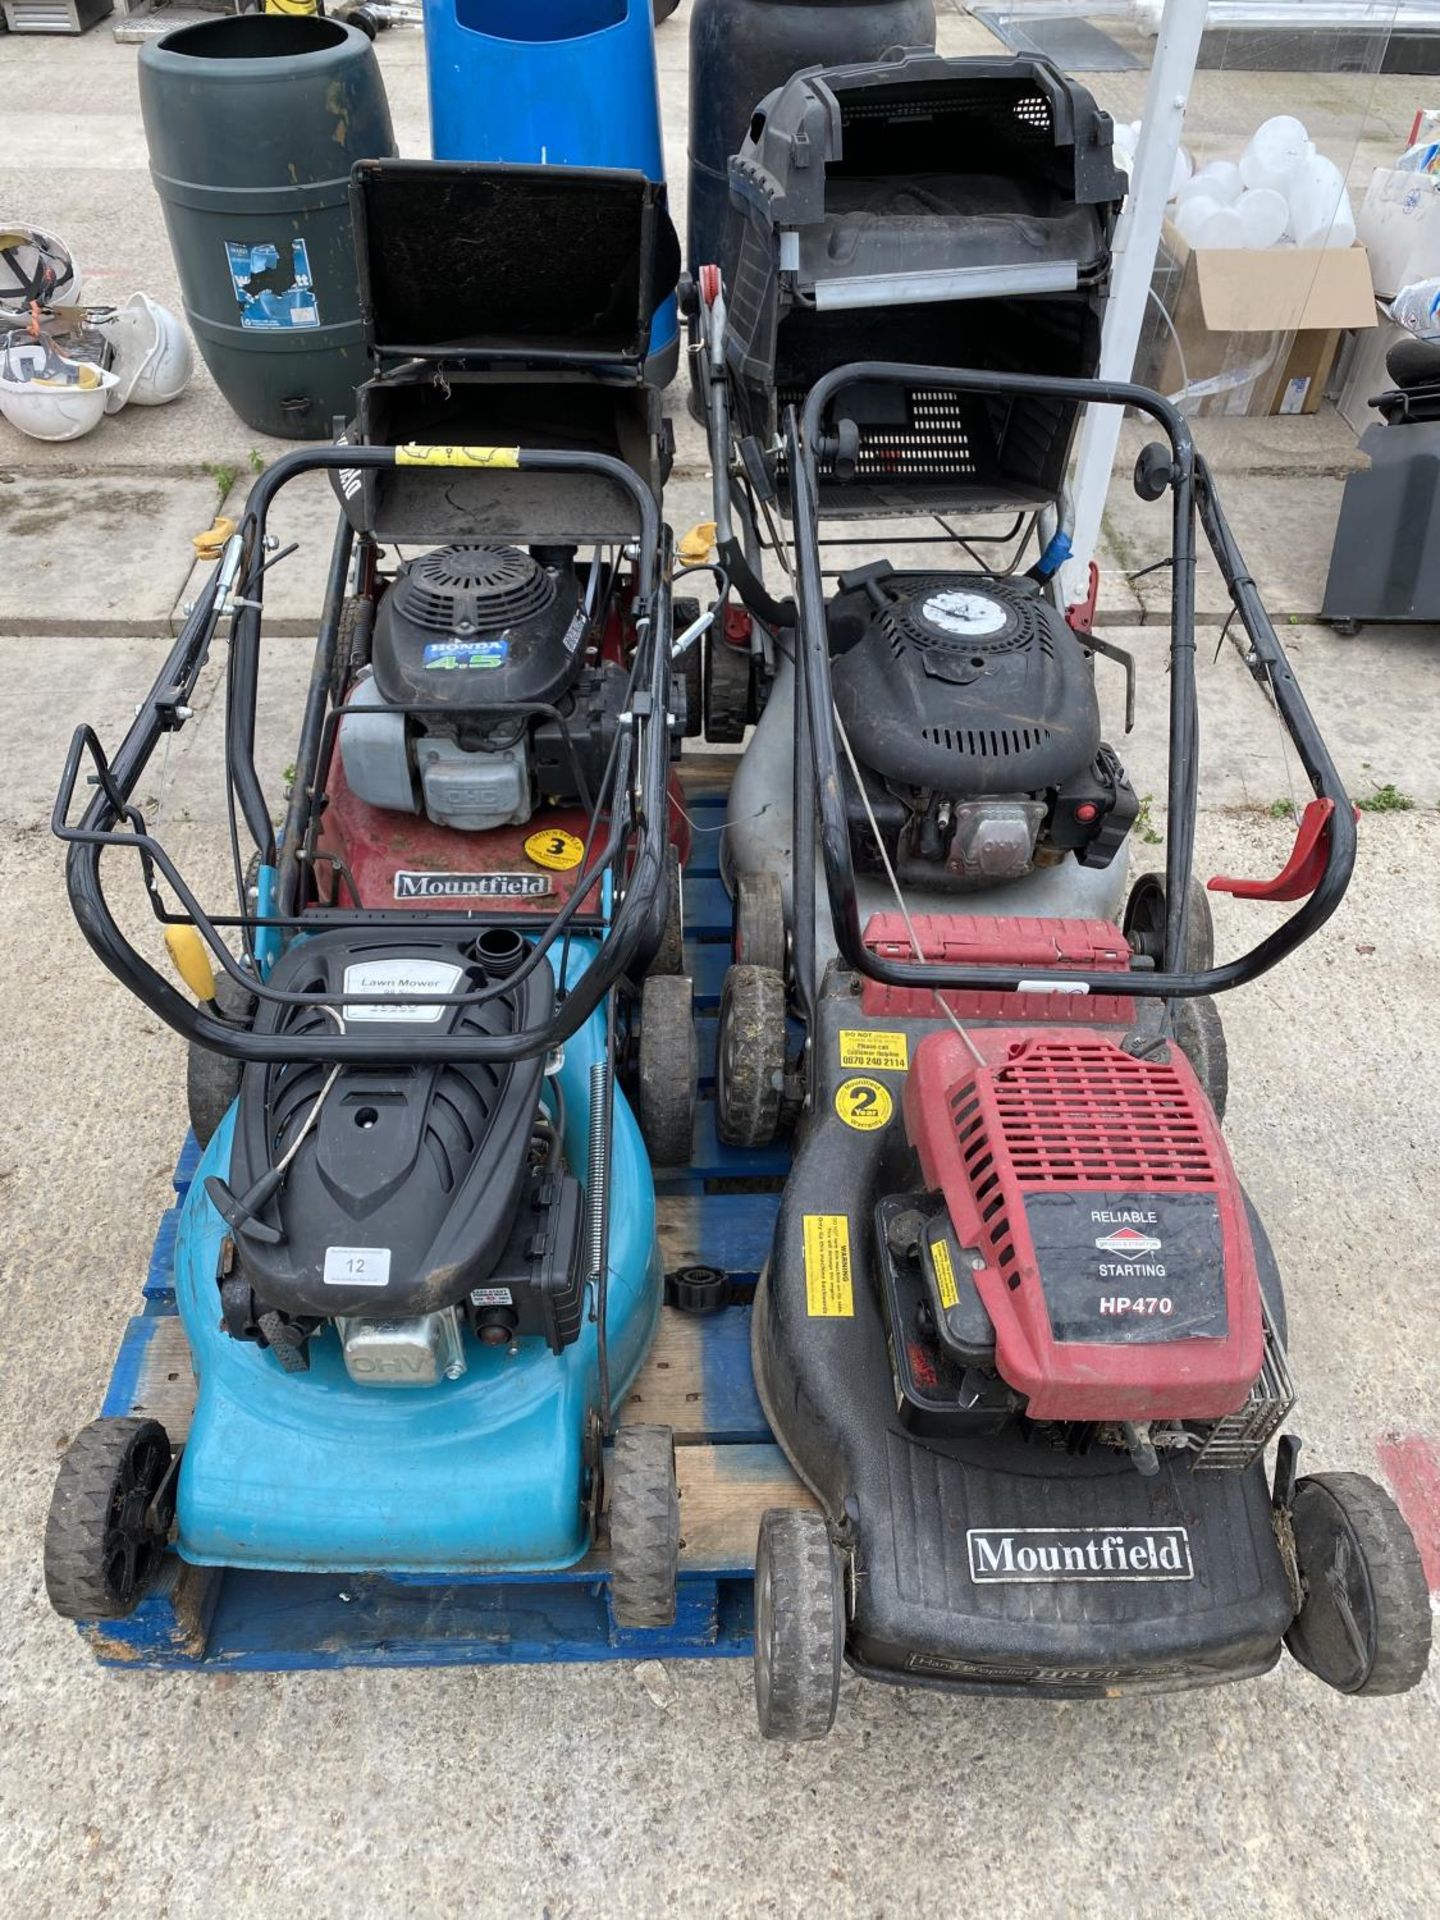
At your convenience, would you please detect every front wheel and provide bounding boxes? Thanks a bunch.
[753,1507,845,1740]
[716,963,787,1148]
[609,1425,680,1628]
[1285,1472,1432,1696]
[44,1418,176,1622]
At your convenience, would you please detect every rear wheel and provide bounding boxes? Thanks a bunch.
[650,847,685,976]
[704,625,752,743]
[1285,1472,1432,1696]
[673,596,703,740]
[754,1508,844,1740]
[637,973,697,1166]
[1173,994,1228,1123]
[44,1418,175,1622]
[186,970,256,1149]
[733,871,786,975]
[716,964,786,1148]
[1123,871,1215,972]
[609,1424,680,1628]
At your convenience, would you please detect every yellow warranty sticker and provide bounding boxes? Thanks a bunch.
[838,1029,909,1073]
[803,1214,854,1318]
[930,1237,959,1311]
[524,828,585,872]
[835,1076,893,1132]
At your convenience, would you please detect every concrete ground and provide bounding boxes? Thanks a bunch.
[1,9,1438,1918]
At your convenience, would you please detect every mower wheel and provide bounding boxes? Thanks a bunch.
[717,964,787,1148]
[650,847,685,976]
[1123,871,1215,972]
[186,969,257,1149]
[1172,994,1228,1124]
[673,596,703,739]
[753,1508,844,1741]
[637,973,697,1166]
[1284,1473,1432,1696]
[733,871,786,975]
[653,0,682,21]
[44,1418,176,1622]
[329,592,371,707]
[704,626,752,743]
[609,1425,680,1628]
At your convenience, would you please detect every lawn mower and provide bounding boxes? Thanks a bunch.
[681,51,1430,1731]
[688,51,1196,1141]
[43,161,703,1630]
[738,368,1435,1733]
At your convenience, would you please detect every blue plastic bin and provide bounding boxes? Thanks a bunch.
[422,0,678,379]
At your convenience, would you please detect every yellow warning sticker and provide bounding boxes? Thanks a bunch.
[835,1076,893,1132]
[838,1029,909,1073]
[394,444,520,469]
[930,1237,959,1311]
[524,828,586,872]
[803,1214,854,1318]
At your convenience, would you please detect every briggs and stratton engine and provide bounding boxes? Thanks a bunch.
[875,1028,1294,1473]
[827,563,1136,887]
[340,541,647,832]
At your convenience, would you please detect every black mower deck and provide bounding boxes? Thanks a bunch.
[73,760,818,1673]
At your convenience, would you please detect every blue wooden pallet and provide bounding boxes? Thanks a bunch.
[76,766,814,1672]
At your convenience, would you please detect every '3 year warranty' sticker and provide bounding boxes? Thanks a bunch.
[525,828,585,872]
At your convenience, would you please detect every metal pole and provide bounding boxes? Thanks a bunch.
[1061,0,1209,608]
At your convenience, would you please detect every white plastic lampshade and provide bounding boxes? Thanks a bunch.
[1192,159,1243,206]
[1240,116,1312,195]
[1236,187,1290,250]
[1287,153,1356,249]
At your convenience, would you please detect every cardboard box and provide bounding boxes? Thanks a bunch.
[1144,223,1377,416]
[1357,167,1440,299]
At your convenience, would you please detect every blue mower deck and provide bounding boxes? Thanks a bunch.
[72,763,816,1672]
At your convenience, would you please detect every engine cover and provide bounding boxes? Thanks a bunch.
[222,931,552,1327]
[902,1028,1265,1422]
[370,543,586,711]
[827,568,1100,794]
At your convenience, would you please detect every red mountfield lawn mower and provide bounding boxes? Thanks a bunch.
[733,357,1433,1735]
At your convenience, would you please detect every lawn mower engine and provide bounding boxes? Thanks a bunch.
[207,931,584,1385]
[880,1028,1292,1475]
[340,542,662,833]
[829,563,1137,889]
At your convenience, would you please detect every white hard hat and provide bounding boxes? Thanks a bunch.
[98,292,194,411]
[0,225,82,310]
[0,332,117,441]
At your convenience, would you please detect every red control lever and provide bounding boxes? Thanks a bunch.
[1208,796,1355,902]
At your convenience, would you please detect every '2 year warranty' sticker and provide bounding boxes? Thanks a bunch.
[835,1077,893,1131]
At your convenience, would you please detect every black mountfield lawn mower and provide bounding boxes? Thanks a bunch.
[738,356,1432,1736]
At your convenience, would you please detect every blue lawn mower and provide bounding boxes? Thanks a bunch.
[45,429,694,1630]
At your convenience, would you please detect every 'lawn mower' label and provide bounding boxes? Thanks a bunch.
[343,958,465,1023]
[967,1526,1194,1583]
[393,871,553,901]
[838,1029,908,1072]
[802,1214,854,1317]
[1025,1191,1228,1344]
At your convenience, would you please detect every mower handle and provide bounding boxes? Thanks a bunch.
[791,362,1356,1001]
[56,442,673,1063]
